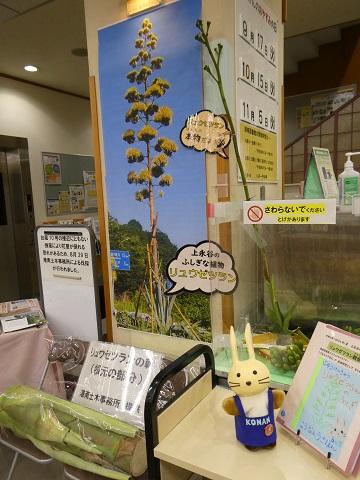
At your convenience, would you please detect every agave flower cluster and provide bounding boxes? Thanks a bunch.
[122,18,178,203]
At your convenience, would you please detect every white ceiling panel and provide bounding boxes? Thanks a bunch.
[0,0,89,96]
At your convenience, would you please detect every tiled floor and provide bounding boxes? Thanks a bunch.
[0,443,64,480]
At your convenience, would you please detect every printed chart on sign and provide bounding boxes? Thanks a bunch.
[235,0,281,182]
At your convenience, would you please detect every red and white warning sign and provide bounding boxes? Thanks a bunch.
[247,205,263,223]
[243,199,336,225]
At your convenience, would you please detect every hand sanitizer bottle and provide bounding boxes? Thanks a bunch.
[338,152,360,212]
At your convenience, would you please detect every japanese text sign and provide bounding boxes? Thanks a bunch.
[180,110,231,158]
[37,229,93,284]
[72,342,163,429]
[243,199,336,225]
[277,323,360,475]
[165,240,238,295]
[110,250,130,271]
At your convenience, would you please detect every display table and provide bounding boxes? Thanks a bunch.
[154,385,354,480]
[0,325,64,395]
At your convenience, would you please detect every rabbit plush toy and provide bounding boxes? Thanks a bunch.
[222,323,285,450]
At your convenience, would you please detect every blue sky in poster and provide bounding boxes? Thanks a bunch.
[98,0,205,248]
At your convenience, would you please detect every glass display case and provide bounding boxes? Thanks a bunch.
[261,212,360,336]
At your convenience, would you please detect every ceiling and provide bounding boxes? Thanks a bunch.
[0,0,89,97]
[0,0,359,98]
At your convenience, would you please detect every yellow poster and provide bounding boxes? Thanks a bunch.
[127,0,161,16]
[240,122,277,182]
[296,105,312,129]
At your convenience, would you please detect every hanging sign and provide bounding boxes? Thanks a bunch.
[243,199,337,224]
[165,240,238,295]
[235,0,281,182]
[180,110,231,158]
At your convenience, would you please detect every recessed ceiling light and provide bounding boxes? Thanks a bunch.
[24,65,38,72]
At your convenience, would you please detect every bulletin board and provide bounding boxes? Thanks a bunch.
[43,152,98,216]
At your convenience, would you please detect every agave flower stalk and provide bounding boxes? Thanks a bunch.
[195,20,294,334]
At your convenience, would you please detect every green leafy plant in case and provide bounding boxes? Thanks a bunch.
[269,339,305,373]
[195,20,297,336]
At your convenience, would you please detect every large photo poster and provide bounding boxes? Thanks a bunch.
[98,0,211,341]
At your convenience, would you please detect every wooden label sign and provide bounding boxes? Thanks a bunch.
[127,0,161,16]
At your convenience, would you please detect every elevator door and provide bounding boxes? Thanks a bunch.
[0,150,19,299]
[0,140,37,302]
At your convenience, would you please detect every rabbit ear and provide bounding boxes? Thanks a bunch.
[229,326,239,364]
[244,323,255,360]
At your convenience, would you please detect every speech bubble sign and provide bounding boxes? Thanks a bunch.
[180,110,231,159]
[165,240,238,295]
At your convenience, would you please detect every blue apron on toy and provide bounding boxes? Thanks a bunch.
[234,390,276,448]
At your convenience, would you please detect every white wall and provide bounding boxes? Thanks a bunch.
[0,76,93,225]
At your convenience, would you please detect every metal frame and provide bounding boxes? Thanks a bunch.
[144,344,215,480]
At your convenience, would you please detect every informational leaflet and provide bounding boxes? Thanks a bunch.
[43,153,62,185]
[312,147,338,199]
[69,184,85,212]
[58,191,71,214]
[47,199,60,216]
[83,171,97,210]
[243,198,336,224]
[0,298,42,316]
[235,0,281,182]
[277,323,360,475]
[72,342,163,429]
[0,311,45,333]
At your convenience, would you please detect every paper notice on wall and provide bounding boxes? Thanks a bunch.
[58,191,70,214]
[69,185,85,212]
[47,199,60,216]
[311,87,355,125]
[240,122,277,181]
[43,153,62,185]
[296,105,312,129]
[83,171,97,210]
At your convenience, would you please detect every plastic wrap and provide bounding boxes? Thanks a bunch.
[0,337,200,479]
[0,385,146,479]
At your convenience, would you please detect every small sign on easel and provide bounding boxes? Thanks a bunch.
[304,147,338,200]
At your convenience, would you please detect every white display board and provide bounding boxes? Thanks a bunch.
[72,342,163,429]
[235,0,282,182]
[36,225,101,340]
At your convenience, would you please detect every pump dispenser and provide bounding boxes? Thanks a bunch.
[338,152,360,212]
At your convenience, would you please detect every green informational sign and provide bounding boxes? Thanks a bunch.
[304,147,338,200]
